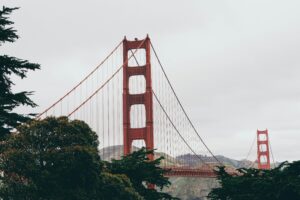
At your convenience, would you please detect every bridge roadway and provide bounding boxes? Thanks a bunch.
[164,166,237,178]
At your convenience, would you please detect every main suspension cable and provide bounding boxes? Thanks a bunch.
[245,133,256,161]
[268,135,276,168]
[129,50,212,168]
[150,41,223,166]
[153,90,213,169]
[67,39,146,117]
[36,40,123,119]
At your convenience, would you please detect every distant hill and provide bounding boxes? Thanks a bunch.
[176,154,254,169]
[99,145,180,166]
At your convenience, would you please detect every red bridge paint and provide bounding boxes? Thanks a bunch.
[123,36,154,160]
[164,166,238,178]
[164,167,217,178]
[257,129,271,169]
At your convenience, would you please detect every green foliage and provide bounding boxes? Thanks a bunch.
[0,117,101,199]
[107,148,179,200]
[0,7,19,43]
[208,161,300,200]
[0,117,142,200]
[0,6,40,138]
[101,172,143,200]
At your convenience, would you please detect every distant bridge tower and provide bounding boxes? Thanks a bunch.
[257,129,271,169]
[122,36,154,160]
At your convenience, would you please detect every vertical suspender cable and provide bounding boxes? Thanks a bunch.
[150,42,222,166]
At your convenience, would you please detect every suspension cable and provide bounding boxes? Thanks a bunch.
[67,39,146,117]
[36,40,123,119]
[153,90,213,169]
[68,66,122,117]
[150,41,223,166]
[245,133,256,161]
[268,135,276,168]
[129,50,213,168]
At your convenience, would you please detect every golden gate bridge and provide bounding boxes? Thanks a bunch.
[36,35,273,178]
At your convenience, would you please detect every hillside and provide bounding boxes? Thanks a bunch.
[176,154,254,168]
[99,145,179,166]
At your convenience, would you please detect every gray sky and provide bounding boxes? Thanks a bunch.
[2,0,300,161]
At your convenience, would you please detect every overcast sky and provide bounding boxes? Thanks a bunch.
[2,0,300,161]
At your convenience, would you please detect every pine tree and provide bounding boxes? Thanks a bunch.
[0,6,40,139]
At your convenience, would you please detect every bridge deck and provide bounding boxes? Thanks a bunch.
[164,167,217,178]
[164,167,237,178]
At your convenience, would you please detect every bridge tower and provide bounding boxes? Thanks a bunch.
[257,129,271,169]
[122,36,154,160]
